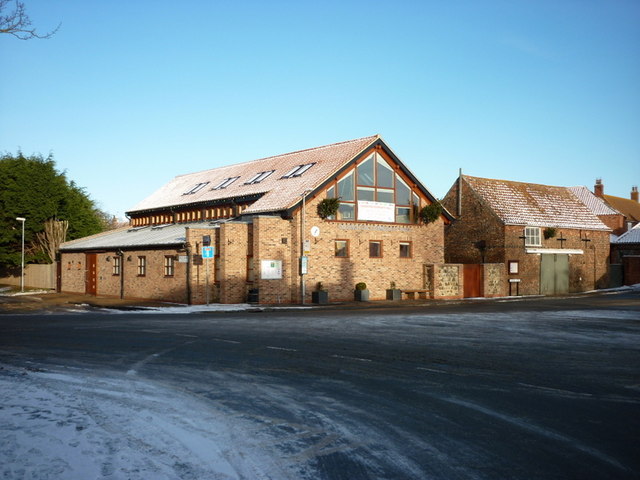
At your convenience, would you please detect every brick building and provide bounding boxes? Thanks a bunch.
[593,179,640,234]
[59,135,454,304]
[441,175,611,296]
[610,224,640,285]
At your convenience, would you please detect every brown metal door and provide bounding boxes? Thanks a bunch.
[463,264,483,298]
[85,253,97,295]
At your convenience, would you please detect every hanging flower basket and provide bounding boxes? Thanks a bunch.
[419,202,443,224]
[317,198,340,219]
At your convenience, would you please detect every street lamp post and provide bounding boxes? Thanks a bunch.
[16,217,26,292]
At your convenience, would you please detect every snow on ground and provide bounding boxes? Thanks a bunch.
[0,366,306,480]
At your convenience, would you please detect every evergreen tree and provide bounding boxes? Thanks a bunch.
[0,152,108,267]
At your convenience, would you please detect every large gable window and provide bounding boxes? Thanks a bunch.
[524,227,541,247]
[245,170,274,185]
[326,152,422,224]
[212,176,239,190]
[282,163,316,179]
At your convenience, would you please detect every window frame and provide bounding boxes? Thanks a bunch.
[182,182,209,195]
[369,240,383,258]
[112,255,121,276]
[137,256,146,277]
[399,241,412,258]
[281,163,316,179]
[524,227,541,247]
[334,239,349,258]
[164,255,175,277]
[244,170,274,185]
[212,176,239,190]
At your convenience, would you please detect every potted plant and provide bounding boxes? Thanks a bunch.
[386,281,401,300]
[312,281,329,304]
[354,282,369,302]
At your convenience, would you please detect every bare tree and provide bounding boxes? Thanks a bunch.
[34,219,68,263]
[0,0,59,40]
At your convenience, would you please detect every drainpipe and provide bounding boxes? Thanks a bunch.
[185,242,192,305]
[116,249,125,299]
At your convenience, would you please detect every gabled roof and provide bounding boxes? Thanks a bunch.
[127,135,448,219]
[463,176,610,231]
[602,194,640,223]
[128,135,379,215]
[568,186,621,216]
[612,222,640,244]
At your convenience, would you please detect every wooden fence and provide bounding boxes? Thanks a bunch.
[0,264,57,290]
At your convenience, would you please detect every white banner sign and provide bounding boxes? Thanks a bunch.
[357,200,395,223]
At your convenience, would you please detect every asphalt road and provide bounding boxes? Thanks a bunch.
[1,291,639,479]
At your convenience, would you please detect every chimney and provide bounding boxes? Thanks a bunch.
[632,186,639,203]
[594,178,604,197]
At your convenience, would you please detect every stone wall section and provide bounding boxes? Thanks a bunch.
[482,263,504,297]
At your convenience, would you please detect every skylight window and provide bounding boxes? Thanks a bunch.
[281,163,316,179]
[212,176,239,190]
[245,170,275,185]
[182,182,209,195]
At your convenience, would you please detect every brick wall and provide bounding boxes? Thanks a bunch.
[623,256,640,285]
[442,177,611,295]
[60,253,86,294]
[253,215,294,304]
[293,194,446,302]
[442,179,506,264]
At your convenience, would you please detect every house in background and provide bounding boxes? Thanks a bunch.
[610,224,640,286]
[568,186,624,236]
[593,179,640,234]
[441,175,611,296]
[60,135,454,304]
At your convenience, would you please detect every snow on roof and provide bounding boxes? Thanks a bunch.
[60,222,215,251]
[464,176,610,231]
[568,186,621,216]
[127,135,380,215]
[612,223,640,244]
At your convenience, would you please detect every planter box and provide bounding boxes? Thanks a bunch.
[386,289,402,300]
[354,289,370,302]
[312,291,329,304]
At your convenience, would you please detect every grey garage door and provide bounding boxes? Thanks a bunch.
[540,254,569,295]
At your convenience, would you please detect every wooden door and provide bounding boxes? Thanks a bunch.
[540,254,569,295]
[85,253,97,295]
[463,264,483,298]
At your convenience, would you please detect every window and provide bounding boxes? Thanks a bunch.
[112,256,121,275]
[182,182,209,195]
[399,242,412,258]
[281,163,316,178]
[212,176,239,190]
[245,170,274,185]
[164,256,175,277]
[369,241,382,258]
[525,227,541,247]
[137,256,146,276]
[323,151,422,224]
[335,240,349,257]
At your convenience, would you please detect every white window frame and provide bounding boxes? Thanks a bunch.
[212,176,239,190]
[281,163,316,179]
[524,227,541,247]
[182,182,209,195]
[245,170,274,185]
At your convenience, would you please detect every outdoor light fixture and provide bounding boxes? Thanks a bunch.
[15,217,26,292]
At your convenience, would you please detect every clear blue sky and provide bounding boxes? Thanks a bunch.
[1,0,639,219]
